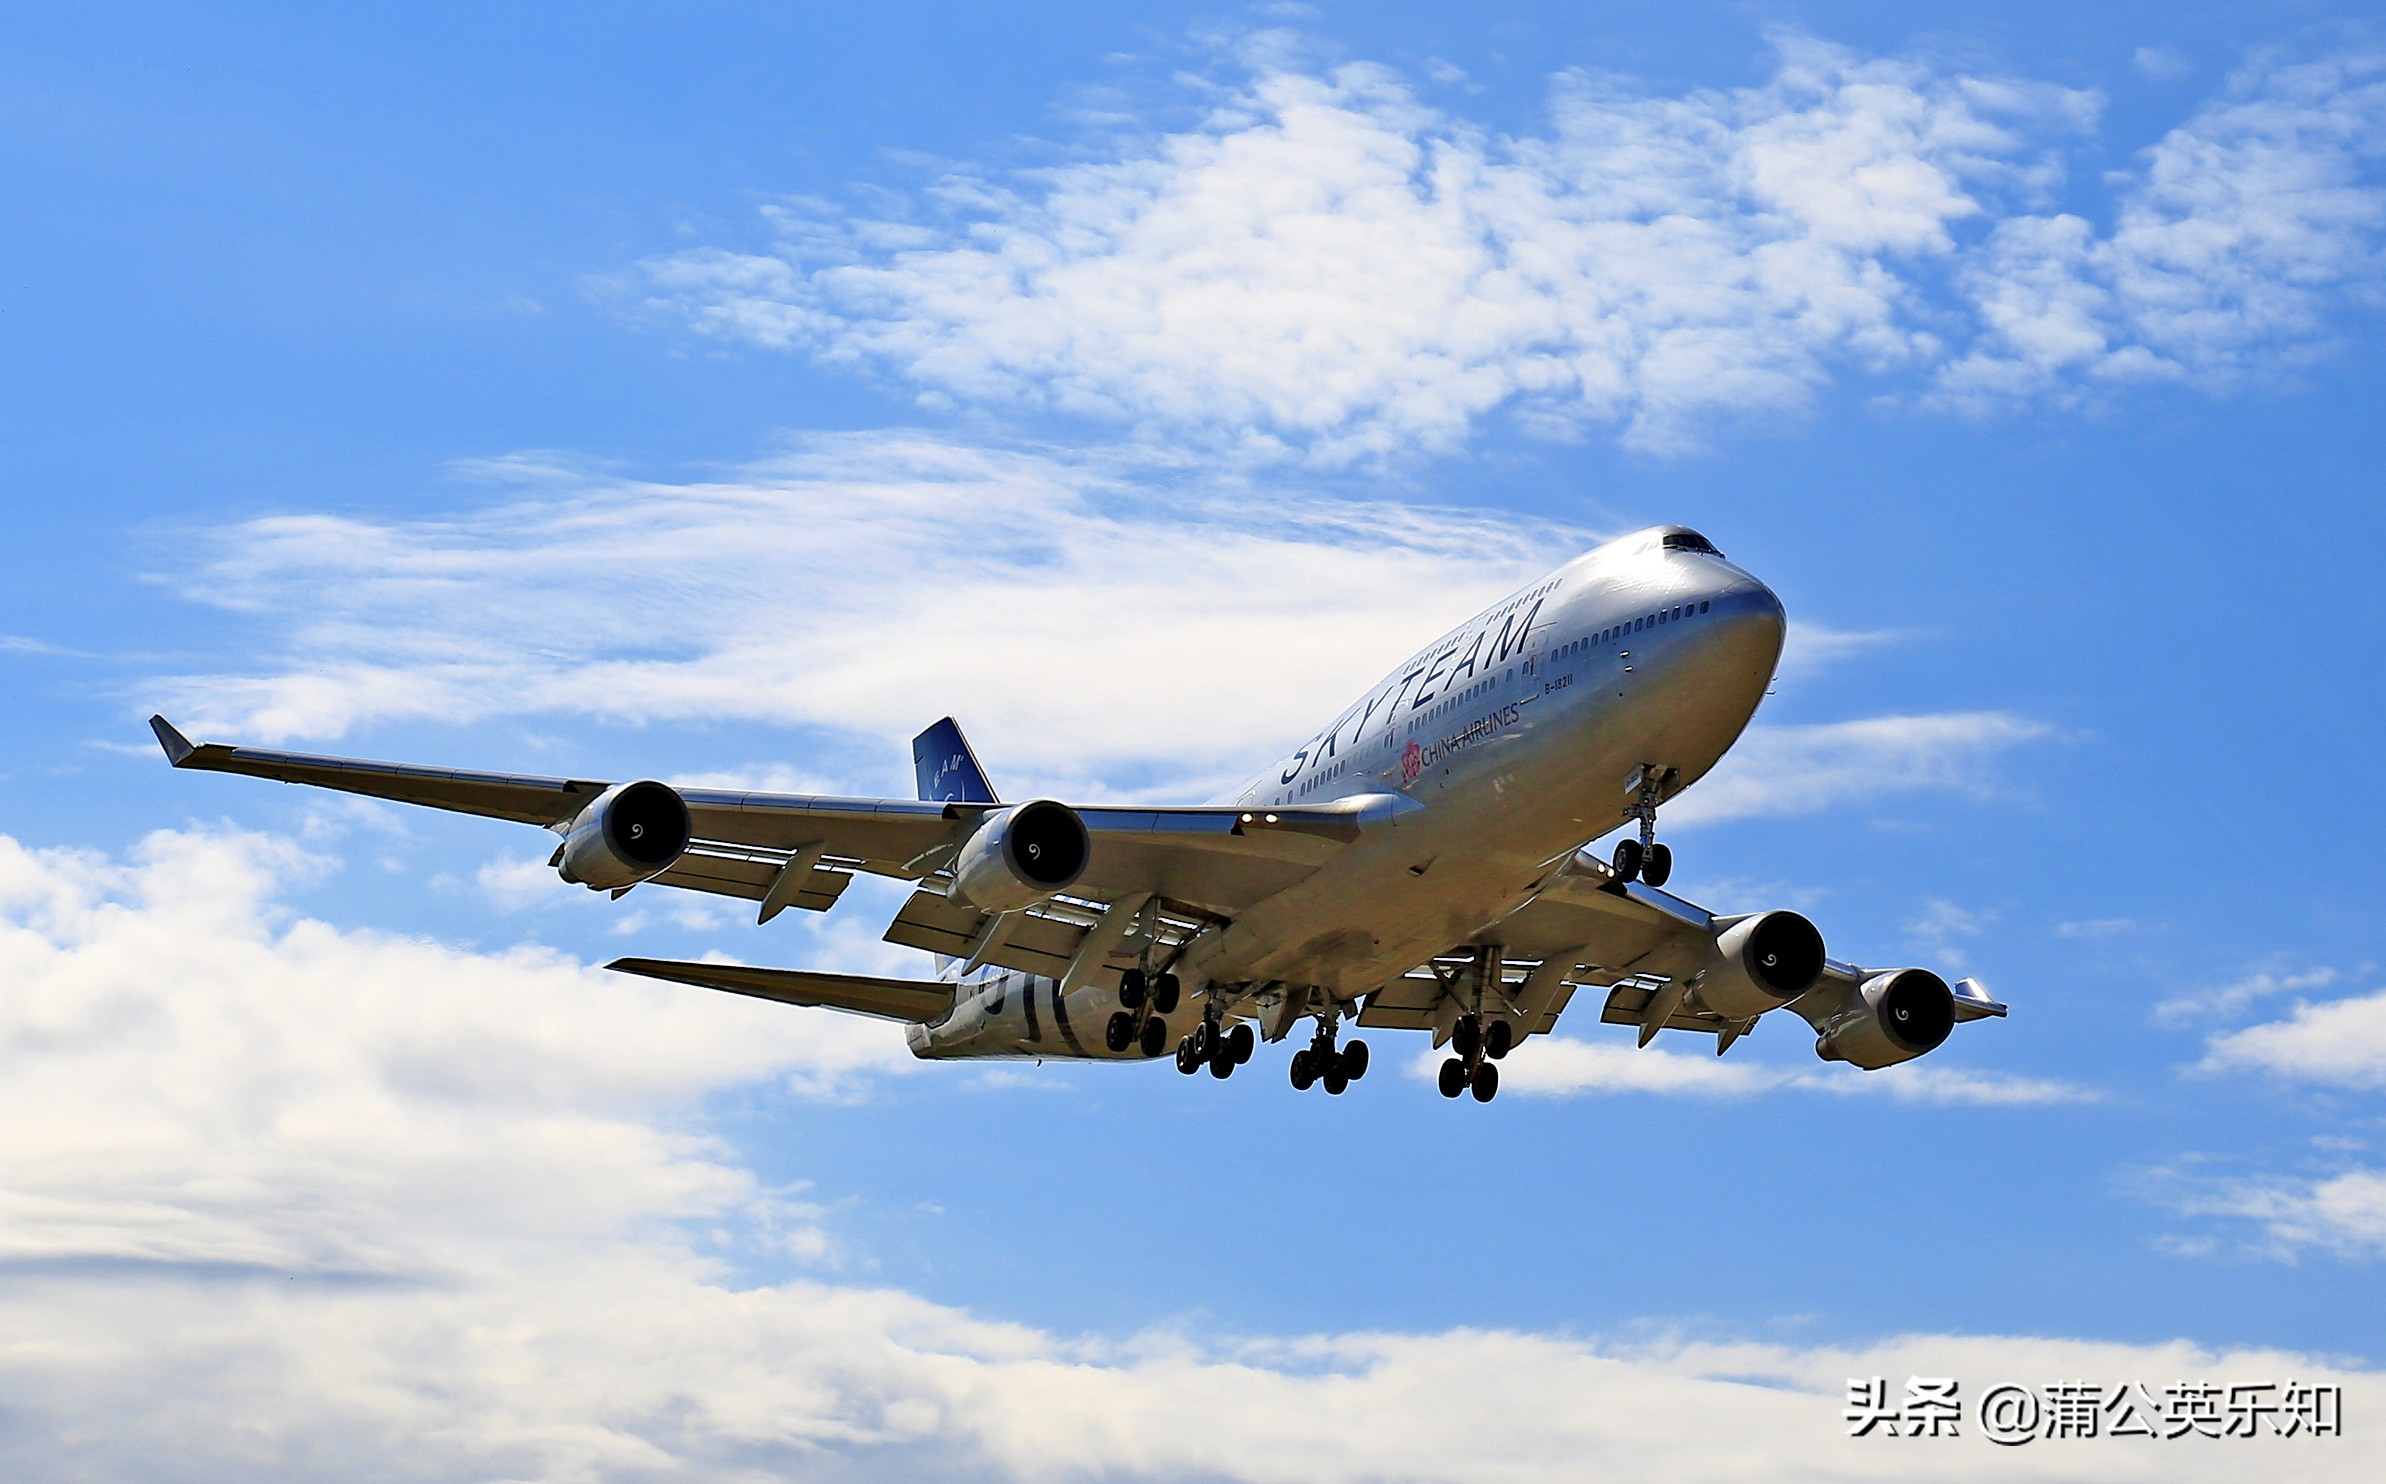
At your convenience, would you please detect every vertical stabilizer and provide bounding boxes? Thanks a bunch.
[912,717,999,805]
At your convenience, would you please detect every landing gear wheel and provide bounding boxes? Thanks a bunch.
[1323,1066,1349,1095]
[1118,968,1146,1010]
[1452,1015,1481,1061]
[1208,1039,1236,1079]
[1642,842,1673,888]
[1151,974,1181,1015]
[1104,1011,1134,1054]
[1228,1023,1255,1065]
[1484,1020,1514,1061]
[1289,1049,1316,1090]
[1341,1039,1369,1080]
[1140,1015,1169,1058]
[1438,1058,1469,1099]
[1611,837,1644,883]
[1175,1038,1201,1075]
[1470,1061,1500,1102]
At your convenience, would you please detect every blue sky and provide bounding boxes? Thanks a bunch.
[4,3,2386,1477]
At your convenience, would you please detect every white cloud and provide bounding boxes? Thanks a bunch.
[2199,984,2386,1086]
[0,828,2356,1480]
[1438,1036,2094,1105]
[2055,916,2136,939]
[1939,51,2386,406]
[154,437,1564,794]
[153,437,2042,824]
[1667,711,2053,825]
[2156,964,2339,1026]
[2157,1163,2386,1261]
[2134,46,2195,84]
[636,36,2386,459]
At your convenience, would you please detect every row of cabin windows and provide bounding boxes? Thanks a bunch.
[1552,598,1712,658]
[1298,758,1348,795]
[1406,673,1502,734]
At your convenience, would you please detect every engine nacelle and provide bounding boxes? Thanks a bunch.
[950,800,1090,913]
[1693,910,1826,1019]
[557,780,691,891]
[1815,968,1956,1069]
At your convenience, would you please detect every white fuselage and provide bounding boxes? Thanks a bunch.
[907,526,1785,1060]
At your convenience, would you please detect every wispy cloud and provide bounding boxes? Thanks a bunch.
[1439,1036,2094,1105]
[154,435,1565,791]
[634,35,2386,460]
[152,436,2040,820]
[1666,711,2055,825]
[2199,983,2386,1087]
[2156,964,2340,1026]
[2151,1160,2386,1262]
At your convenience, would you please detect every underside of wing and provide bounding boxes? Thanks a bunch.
[607,957,954,1024]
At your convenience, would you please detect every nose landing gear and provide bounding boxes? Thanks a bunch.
[1610,765,1678,888]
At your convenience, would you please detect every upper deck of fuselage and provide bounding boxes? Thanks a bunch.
[1218,526,1782,808]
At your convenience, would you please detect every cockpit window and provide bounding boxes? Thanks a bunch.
[1661,529,1720,556]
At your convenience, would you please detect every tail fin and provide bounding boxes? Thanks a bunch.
[912,717,999,805]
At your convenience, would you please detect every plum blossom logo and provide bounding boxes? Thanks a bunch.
[1401,741,1423,783]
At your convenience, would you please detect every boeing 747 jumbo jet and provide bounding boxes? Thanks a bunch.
[152,525,2004,1103]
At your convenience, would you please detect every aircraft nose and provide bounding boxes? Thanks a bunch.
[1699,577,1787,671]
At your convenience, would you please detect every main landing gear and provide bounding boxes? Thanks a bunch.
[1287,1017,1369,1096]
[1609,765,1678,888]
[1437,1012,1511,1103]
[1175,1003,1252,1079]
[1105,967,1181,1058]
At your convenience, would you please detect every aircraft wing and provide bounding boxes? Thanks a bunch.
[1360,845,2008,1044]
[608,957,954,1023]
[149,716,1395,978]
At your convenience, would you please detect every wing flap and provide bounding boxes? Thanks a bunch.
[650,848,854,912]
[607,957,953,1023]
[881,887,1106,982]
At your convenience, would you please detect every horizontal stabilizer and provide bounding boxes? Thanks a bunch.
[607,957,954,1024]
[1952,976,2008,1022]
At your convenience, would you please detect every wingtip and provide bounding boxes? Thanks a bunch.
[148,714,195,766]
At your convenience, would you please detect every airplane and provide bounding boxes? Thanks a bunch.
[150,524,2005,1103]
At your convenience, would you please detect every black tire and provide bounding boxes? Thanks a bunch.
[1118,968,1146,1010]
[1190,1022,1213,1062]
[1104,1011,1134,1054]
[1289,1049,1316,1090]
[1175,1038,1200,1074]
[1208,1041,1235,1079]
[1611,837,1644,883]
[1152,974,1180,1014]
[1471,1061,1499,1102]
[1452,1015,1481,1061]
[1140,1015,1169,1058]
[1323,1068,1348,1095]
[1229,1023,1255,1065]
[1643,842,1673,888]
[1484,1019,1513,1060]
[1437,1058,1468,1099]
[1341,1040,1369,1080]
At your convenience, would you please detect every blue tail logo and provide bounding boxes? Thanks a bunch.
[911,717,999,804]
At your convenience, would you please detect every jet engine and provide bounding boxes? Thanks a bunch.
[1814,968,1956,1069]
[1693,909,1826,1019]
[556,780,692,891]
[950,800,1090,913]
